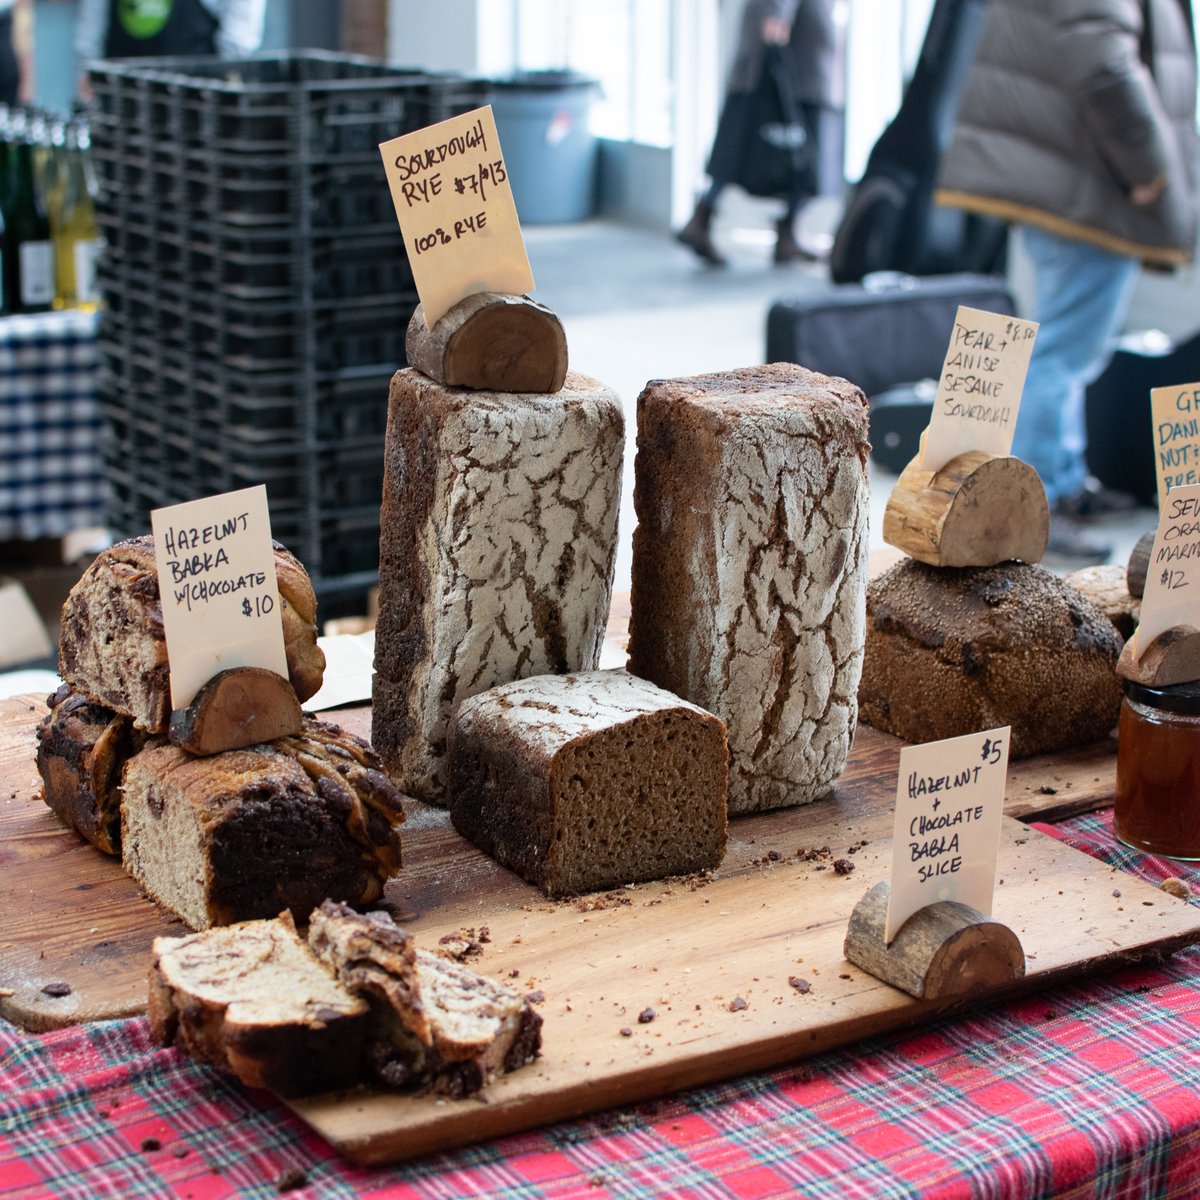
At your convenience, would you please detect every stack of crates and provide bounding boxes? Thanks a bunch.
[88,51,490,616]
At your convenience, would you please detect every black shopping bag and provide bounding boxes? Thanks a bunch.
[707,45,814,199]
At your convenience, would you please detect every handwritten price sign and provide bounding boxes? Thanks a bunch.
[1130,482,1200,660]
[885,726,1010,942]
[379,106,534,328]
[921,307,1039,473]
[151,485,288,709]
[1151,382,1200,499]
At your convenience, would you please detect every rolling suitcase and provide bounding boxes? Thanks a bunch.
[765,271,1015,472]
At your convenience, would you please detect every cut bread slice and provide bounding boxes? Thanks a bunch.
[148,912,368,1096]
[309,900,543,1096]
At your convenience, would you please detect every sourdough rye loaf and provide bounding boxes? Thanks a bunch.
[447,669,728,897]
[372,368,624,802]
[627,363,870,813]
[859,559,1123,757]
[149,912,369,1096]
[58,535,326,733]
[308,900,543,1096]
[35,685,158,854]
[122,716,406,929]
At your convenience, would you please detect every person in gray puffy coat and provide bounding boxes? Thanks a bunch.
[936,0,1199,561]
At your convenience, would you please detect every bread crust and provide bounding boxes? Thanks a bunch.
[447,669,729,897]
[371,368,624,802]
[123,717,406,929]
[627,363,870,813]
[148,913,368,1096]
[35,685,157,854]
[58,535,326,732]
[307,900,542,1097]
[858,560,1123,757]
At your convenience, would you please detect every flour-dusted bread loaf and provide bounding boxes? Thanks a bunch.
[58,534,326,733]
[308,900,542,1097]
[627,363,870,814]
[372,368,624,802]
[35,685,157,855]
[148,912,369,1096]
[122,717,406,929]
[859,560,1124,757]
[1062,564,1140,641]
[447,669,728,897]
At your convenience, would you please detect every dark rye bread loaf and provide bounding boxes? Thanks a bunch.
[858,560,1123,758]
[372,368,624,803]
[35,684,158,855]
[308,900,542,1097]
[149,912,369,1096]
[122,717,407,929]
[627,362,870,814]
[447,669,729,898]
[58,535,326,733]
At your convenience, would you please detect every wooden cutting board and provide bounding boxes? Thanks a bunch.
[4,692,1199,1166]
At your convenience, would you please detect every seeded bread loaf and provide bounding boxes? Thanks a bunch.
[148,912,369,1096]
[58,535,326,733]
[122,717,406,929]
[447,669,729,897]
[372,368,624,804]
[308,900,543,1096]
[35,685,157,855]
[627,363,870,814]
[859,559,1124,757]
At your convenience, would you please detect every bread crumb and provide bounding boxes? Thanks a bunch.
[40,981,72,997]
[638,1007,656,1024]
[789,977,811,994]
[728,996,748,1012]
[1160,878,1190,899]
[275,1167,308,1193]
[140,1137,160,1153]
[619,1027,633,1037]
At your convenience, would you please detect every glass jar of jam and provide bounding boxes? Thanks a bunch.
[1115,678,1200,860]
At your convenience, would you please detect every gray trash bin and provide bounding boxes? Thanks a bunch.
[489,70,599,225]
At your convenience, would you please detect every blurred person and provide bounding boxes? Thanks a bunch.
[0,0,32,107]
[677,0,840,267]
[936,0,1198,562]
[76,0,266,94]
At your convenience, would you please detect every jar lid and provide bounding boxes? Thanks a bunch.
[1124,676,1200,714]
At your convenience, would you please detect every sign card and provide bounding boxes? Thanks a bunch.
[1127,481,1200,661]
[1151,382,1200,499]
[379,105,535,328]
[921,307,1039,473]
[885,726,1010,943]
[150,485,289,710]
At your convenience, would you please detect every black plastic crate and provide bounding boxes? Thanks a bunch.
[88,52,490,163]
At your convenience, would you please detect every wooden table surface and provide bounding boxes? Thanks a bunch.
[4,691,1199,1164]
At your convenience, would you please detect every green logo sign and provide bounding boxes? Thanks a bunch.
[118,0,173,39]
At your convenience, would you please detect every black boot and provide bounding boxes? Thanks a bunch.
[774,217,818,265]
[675,202,726,267]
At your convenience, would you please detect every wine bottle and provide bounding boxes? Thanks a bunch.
[4,109,55,314]
[52,118,100,310]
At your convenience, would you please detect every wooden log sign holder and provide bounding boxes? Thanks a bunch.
[882,449,1049,569]
[168,666,302,756]
[1116,625,1200,689]
[844,880,1026,1000]
[406,291,568,394]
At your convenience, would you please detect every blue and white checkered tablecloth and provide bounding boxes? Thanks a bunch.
[0,309,104,541]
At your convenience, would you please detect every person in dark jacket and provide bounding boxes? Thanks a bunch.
[677,0,841,267]
[936,0,1199,561]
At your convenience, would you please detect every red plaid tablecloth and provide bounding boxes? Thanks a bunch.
[4,810,1200,1200]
